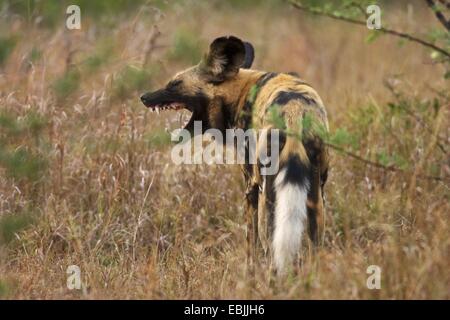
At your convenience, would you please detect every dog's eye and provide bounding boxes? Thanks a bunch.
[166,80,183,90]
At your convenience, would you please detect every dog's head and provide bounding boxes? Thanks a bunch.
[140,36,254,134]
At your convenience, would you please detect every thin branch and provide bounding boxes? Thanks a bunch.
[426,0,450,31]
[325,142,449,183]
[383,79,448,154]
[346,1,367,18]
[287,0,450,59]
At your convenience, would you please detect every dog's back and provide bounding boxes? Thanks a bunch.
[247,72,329,272]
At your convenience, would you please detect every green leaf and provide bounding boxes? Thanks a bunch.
[267,104,286,130]
[329,128,353,147]
[300,113,328,140]
[376,150,390,167]
[366,30,381,44]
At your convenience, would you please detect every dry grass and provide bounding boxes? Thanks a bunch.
[0,0,448,299]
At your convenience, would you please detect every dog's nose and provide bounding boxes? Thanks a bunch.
[140,94,148,104]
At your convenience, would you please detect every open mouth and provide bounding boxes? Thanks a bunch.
[141,90,207,133]
[143,100,195,131]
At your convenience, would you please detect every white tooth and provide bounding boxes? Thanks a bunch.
[156,109,160,114]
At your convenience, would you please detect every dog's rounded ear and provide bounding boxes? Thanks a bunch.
[200,36,246,82]
[242,41,254,69]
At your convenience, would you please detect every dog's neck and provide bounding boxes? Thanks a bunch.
[215,69,266,129]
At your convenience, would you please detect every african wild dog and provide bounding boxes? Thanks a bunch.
[141,36,329,274]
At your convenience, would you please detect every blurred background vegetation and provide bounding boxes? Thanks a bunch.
[0,0,448,299]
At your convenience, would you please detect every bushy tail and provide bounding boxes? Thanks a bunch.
[272,137,309,274]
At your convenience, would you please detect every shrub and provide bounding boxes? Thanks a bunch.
[0,36,17,66]
[52,70,81,99]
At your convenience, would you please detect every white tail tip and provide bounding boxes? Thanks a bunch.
[272,167,308,274]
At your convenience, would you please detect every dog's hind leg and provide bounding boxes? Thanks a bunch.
[305,138,328,246]
[243,167,259,270]
[306,163,322,246]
